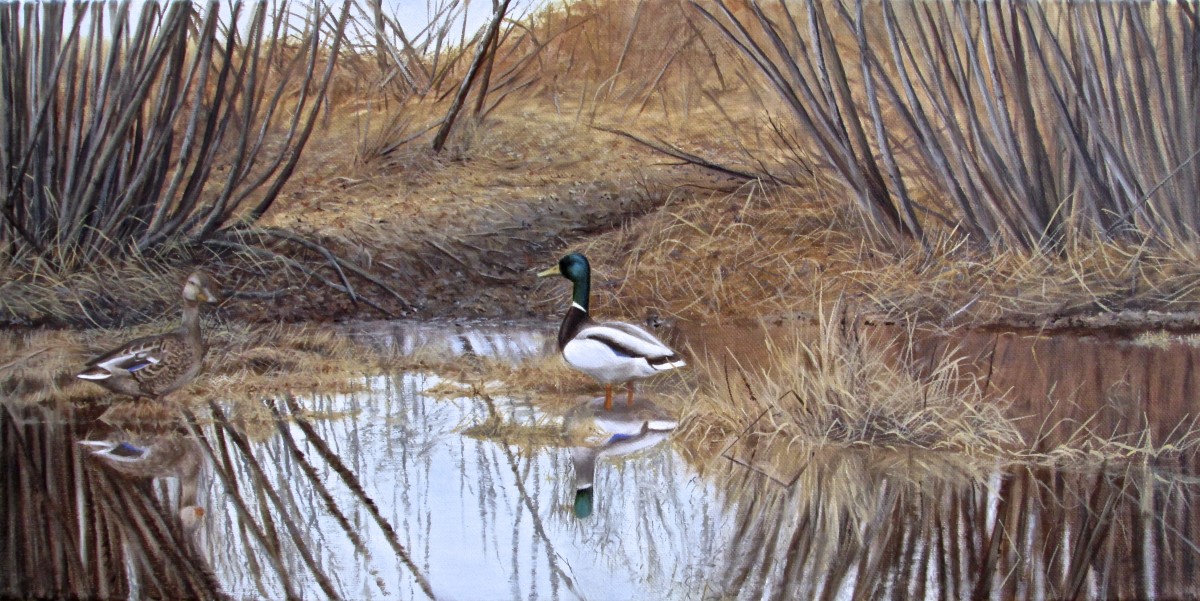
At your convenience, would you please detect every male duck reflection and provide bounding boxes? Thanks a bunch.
[78,432,208,529]
[564,396,678,519]
[538,253,685,410]
[77,271,220,402]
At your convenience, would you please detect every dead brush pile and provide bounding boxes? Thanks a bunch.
[677,303,1022,459]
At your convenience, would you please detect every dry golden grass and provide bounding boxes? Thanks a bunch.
[459,392,567,447]
[0,330,95,404]
[562,176,1200,330]
[386,344,595,409]
[674,303,1023,466]
[1019,392,1200,470]
[459,411,566,447]
[0,322,373,420]
[568,181,853,323]
[852,235,1200,329]
[0,261,192,328]
[199,322,370,404]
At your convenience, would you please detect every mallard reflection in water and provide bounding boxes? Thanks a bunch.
[563,395,678,518]
[78,431,208,530]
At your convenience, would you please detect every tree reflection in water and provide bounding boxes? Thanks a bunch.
[2,324,1200,600]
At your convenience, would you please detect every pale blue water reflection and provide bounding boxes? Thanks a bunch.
[197,371,720,599]
[5,322,1200,600]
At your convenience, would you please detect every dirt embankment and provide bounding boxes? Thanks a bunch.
[0,111,738,329]
[221,112,740,323]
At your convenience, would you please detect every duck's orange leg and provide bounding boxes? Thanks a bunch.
[604,385,614,411]
[626,383,635,406]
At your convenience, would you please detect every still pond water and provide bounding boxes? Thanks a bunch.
[3,321,1200,600]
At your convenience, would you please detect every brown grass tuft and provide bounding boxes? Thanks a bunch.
[389,346,595,407]
[675,300,1023,466]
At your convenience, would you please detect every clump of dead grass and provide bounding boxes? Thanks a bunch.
[459,393,567,446]
[676,301,1023,465]
[460,411,565,446]
[387,344,595,406]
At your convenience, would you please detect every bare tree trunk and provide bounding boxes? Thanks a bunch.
[472,15,502,117]
[431,0,512,153]
[369,0,389,72]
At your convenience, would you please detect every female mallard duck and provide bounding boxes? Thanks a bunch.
[538,253,685,410]
[77,271,219,402]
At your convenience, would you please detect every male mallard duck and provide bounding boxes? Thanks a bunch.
[538,253,685,410]
[77,271,220,401]
[564,395,678,518]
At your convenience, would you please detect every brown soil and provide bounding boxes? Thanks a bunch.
[213,108,742,324]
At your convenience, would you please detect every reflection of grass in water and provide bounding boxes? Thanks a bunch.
[457,388,567,447]
[677,302,1022,468]
[705,443,1189,600]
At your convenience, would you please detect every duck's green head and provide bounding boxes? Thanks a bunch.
[537,253,590,283]
[538,253,591,310]
[573,487,594,519]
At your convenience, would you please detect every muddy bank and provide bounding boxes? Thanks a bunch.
[227,173,728,323]
[0,173,733,329]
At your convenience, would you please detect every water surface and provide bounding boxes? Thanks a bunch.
[3,321,1199,600]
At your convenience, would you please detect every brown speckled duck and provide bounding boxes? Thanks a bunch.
[77,271,220,401]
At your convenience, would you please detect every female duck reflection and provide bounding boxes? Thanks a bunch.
[78,430,208,531]
[564,395,678,518]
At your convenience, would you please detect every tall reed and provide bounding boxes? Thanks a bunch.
[694,0,1200,251]
[0,1,350,270]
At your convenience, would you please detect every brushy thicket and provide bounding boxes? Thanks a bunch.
[693,0,1200,252]
[0,1,350,270]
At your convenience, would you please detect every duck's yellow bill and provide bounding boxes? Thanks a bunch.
[536,265,561,278]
